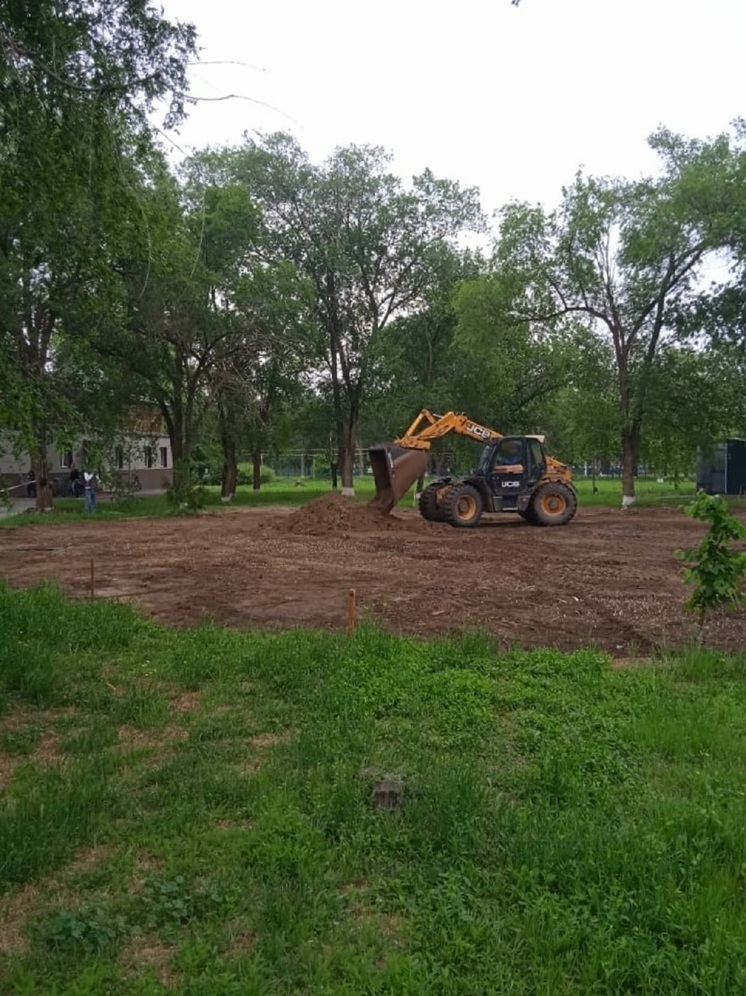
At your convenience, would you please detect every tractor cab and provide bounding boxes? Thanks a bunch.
[477,435,547,510]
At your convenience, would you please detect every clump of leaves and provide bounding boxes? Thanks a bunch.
[37,905,126,958]
[140,876,226,929]
[678,492,746,639]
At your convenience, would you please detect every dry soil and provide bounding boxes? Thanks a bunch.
[2,495,745,654]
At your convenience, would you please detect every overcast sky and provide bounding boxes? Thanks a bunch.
[161,0,745,214]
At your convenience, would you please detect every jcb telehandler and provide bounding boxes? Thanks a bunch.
[369,409,577,527]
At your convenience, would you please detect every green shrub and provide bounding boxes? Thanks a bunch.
[37,905,126,958]
[237,464,276,486]
[678,491,746,638]
[165,459,207,512]
[140,876,226,928]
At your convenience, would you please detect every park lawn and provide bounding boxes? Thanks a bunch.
[2,583,746,993]
[0,476,701,531]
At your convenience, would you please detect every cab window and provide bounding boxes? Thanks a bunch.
[493,439,523,468]
[529,439,545,471]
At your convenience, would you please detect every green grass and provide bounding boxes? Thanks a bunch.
[2,583,746,992]
[0,475,711,531]
[577,475,697,504]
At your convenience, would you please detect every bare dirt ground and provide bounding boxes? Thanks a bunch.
[2,495,745,654]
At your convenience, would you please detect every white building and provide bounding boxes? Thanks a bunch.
[0,410,173,495]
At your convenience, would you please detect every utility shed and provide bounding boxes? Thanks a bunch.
[696,439,746,495]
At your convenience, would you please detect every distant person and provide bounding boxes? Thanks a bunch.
[69,464,82,497]
[83,471,98,513]
[26,469,36,498]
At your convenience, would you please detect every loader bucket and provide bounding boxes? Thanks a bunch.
[368,445,429,513]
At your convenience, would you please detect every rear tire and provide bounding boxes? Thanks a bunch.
[442,484,483,528]
[418,483,447,522]
[529,482,577,526]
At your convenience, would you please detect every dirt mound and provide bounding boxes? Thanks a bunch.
[277,492,426,536]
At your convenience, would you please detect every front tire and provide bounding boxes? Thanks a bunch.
[530,482,577,527]
[419,483,447,522]
[442,484,483,528]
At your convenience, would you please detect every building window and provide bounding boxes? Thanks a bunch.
[60,450,73,468]
[144,446,153,469]
[160,446,168,468]
[115,445,124,470]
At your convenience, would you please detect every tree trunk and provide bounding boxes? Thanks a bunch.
[252,448,262,492]
[621,428,639,507]
[339,446,354,495]
[218,400,237,502]
[33,433,53,512]
[616,352,638,508]
[160,390,203,508]
[339,414,358,496]
[221,441,237,501]
[38,480,53,512]
[328,333,345,493]
[168,424,191,501]
[160,378,200,503]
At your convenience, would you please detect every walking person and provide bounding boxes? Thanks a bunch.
[83,471,98,513]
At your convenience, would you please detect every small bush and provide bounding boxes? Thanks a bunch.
[237,464,276,486]
[140,876,226,928]
[165,459,207,512]
[678,491,746,638]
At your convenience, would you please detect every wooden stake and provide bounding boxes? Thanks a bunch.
[346,588,357,634]
[90,558,95,601]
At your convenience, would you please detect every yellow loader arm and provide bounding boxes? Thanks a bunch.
[396,409,568,479]
[395,410,503,449]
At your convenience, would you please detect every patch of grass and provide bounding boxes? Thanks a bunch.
[0,725,40,757]
[0,494,171,529]
[0,581,147,708]
[0,758,116,887]
[575,475,697,506]
[2,583,746,992]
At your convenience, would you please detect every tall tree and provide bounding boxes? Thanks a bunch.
[179,149,320,499]
[0,0,196,508]
[211,135,483,493]
[212,261,318,499]
[100,166,258,500]
[492,147,723,503]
